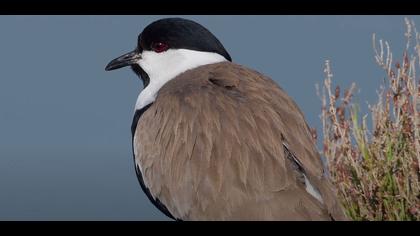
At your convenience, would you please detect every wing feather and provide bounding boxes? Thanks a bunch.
[134,62,346,220]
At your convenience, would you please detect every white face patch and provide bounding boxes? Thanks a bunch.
[134,49,227,111]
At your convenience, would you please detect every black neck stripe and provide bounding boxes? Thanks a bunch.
[131,103,179,220]
[131,103,153,137]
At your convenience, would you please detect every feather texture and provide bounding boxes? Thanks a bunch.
[133,62,346,220]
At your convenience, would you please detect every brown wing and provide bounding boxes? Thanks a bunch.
[134,62,346,220]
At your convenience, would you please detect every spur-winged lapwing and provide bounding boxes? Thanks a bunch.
[105,18,346,220]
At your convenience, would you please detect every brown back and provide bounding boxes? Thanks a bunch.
[134,62,347,220]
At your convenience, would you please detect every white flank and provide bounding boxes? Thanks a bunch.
[134,49,227,111]
[304,174,324,204]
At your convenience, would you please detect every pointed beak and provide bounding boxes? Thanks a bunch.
[105,49,142,71]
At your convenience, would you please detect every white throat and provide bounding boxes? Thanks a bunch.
[134,49,227,111]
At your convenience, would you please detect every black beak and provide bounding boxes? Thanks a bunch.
[105,49,142,71]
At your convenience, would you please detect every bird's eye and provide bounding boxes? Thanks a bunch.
[151,42,169,53]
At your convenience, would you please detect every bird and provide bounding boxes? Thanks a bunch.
[105,17,347,221]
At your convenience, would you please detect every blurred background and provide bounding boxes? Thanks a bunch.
[0,15,418,220]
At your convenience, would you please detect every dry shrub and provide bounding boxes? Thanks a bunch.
[317,18,420,220]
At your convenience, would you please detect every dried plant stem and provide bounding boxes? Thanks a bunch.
[318,18,420,220]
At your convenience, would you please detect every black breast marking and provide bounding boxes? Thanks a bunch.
[131,104,179,220]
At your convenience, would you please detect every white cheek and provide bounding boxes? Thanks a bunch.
[139,50,184,78]
[137,51,158,75]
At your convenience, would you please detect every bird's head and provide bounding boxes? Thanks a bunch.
[105,18,232,90]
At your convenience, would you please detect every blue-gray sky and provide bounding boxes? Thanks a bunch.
[1,16,418,220]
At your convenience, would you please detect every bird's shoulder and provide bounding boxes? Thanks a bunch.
[136,61,346,220]
[158,61,306,119]
[155,61,324,178]
[157,61,246,100]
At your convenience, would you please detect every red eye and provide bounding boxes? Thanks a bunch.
[151,42,169,53]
